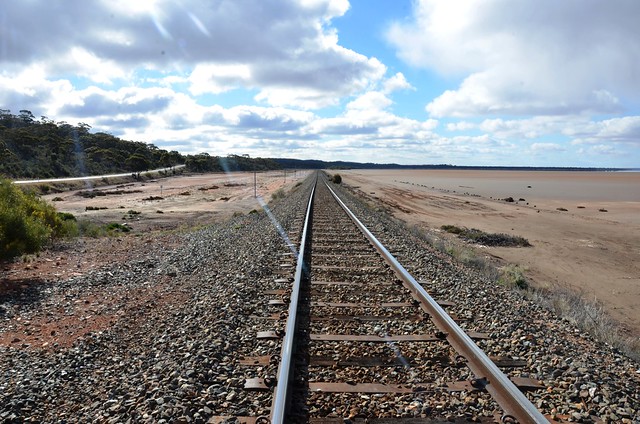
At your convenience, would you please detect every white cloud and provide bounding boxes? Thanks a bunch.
[0,66,76,115]
[387,0,640,117]
[51,48,128,85]
[251,49,386,108]
[2,0,636,167]
[188,64,253,95]
[383,72,413,94]
[446,121,476,132]
[223,105,314,132]
[346,92,392,111]
[305,89,438,142]
[571,116,640,145]
[586,145,619,156]
[530,143,565,153]
[479,116,574,140]
[1,0,386,110]
[58,86,174,119]
[255,87,342,110]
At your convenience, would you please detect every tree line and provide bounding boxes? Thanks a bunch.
[0,109,281,178]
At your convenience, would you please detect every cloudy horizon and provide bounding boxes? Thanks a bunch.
[1,0,639,167]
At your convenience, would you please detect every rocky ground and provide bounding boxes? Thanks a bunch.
[1,174,639,423]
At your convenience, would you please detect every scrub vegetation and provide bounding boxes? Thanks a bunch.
[0,177,76,260]
[441,224,531,247]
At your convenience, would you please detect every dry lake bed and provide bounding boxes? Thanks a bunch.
[339,169,640,337]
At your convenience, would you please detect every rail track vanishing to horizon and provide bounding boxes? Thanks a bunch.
[212,174,554,423]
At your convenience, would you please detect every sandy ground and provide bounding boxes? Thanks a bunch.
[1,170,310,350]
[339,169,640,337]
[43,170,311,232]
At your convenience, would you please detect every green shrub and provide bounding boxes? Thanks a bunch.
[332,174,342,184]
[441,224,464,235]
[54,212,79,238]
[77,219,106,238]
[58,219,80,237]
[57,212,77,221]
[0,177,67,260]
[106,222,130,233]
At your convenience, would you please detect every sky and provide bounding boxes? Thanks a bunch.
[1,0,639,167]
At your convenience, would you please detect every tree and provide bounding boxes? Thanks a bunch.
[18,109,35,124]
[125,153,150,172]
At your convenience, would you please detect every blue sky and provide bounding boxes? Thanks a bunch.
[1,0,639,167]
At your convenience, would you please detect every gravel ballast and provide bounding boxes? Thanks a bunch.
[1,174,638,423]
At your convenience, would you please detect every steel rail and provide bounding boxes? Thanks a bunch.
[325,181,549,424]
[270,179,316,423]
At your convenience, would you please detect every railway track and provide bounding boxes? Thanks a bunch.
[219,175,554,423]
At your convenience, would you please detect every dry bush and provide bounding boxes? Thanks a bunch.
[271,188,286,200]
[529,287,640,361]
[441,225,531,247]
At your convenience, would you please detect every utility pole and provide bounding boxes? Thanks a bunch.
[254,170,257,198]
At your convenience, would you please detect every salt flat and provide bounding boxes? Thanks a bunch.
[340,169,640,337]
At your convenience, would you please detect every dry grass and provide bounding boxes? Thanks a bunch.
[271,188,286,200]
[410,222,640,361]
[529,287,640,361]
[498,264,528,289]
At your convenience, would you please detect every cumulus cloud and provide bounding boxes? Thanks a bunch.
[224,106,314,132]
[0,66,75,113]
[1,0,384,109]
[188,64,253,95]
[387,0,640,117]
[570,116,640,145]
[530,143,565,153]
[3,0,636,166]
[446,121,476,132]
[584,145,620,156]
[346,92,393,111]
[60,87,174,118]
[383,72,413,94]
[479,116,573,140]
